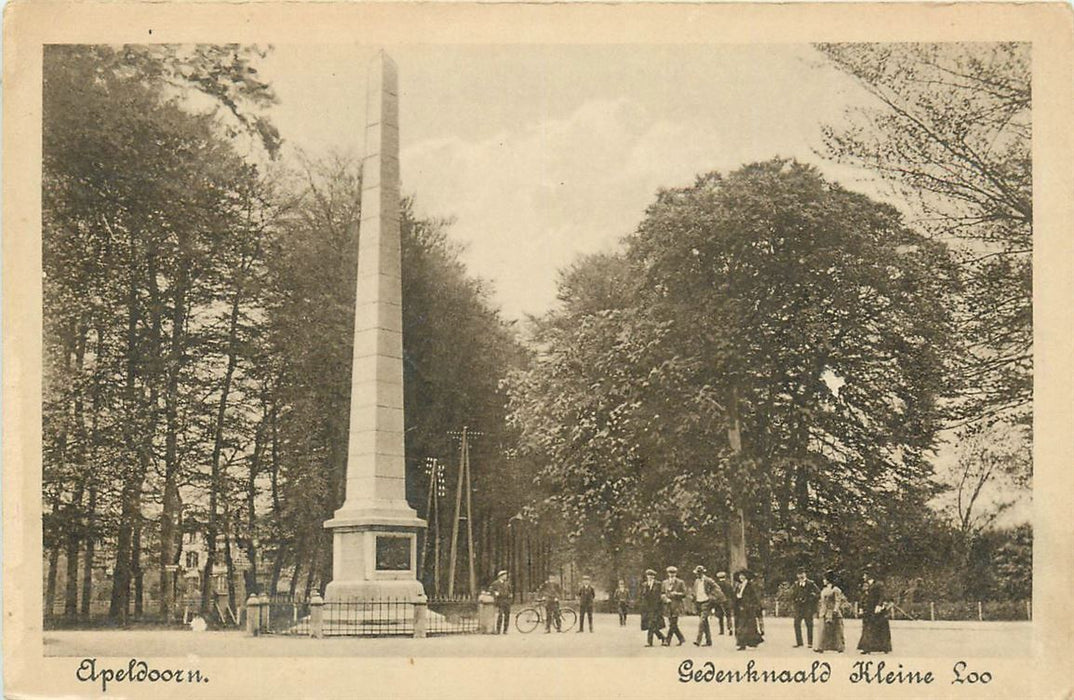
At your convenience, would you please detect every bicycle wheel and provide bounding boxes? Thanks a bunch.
[515,607,541,634]
[558,607,577,632]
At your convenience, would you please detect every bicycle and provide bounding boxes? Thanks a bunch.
[515,601,578,633]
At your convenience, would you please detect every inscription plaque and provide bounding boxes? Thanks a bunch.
[375,535,411,571]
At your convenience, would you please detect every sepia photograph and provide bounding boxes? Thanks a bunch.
[4,3,1073,699]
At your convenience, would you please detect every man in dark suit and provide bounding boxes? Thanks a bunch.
[661,565,687,646]
[488,570,512,634]
[714,571,735,635]
[640,569,666,647]
[577,575,596,632]
[536,574,563,633]
[791,568,821,648]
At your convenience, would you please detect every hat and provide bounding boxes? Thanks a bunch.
[645,569,657,576]
[666,566,678,574]
[496,570,508,578]
[715,571,727,579]
[582,574,591,580]
[693,565,706,574]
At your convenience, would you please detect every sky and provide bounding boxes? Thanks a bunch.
[258,43,890,321]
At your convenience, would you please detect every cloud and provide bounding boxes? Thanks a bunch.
[401,97,737,319]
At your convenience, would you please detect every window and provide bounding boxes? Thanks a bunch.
[185,551,199,569]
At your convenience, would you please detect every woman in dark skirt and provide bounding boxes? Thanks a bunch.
[733,570,764,650]
[856,571,892,653]
[815,570,846,653]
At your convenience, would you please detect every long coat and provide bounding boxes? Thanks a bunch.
[857,580,892,652]
[639,579,665,631]
[733,580,764,647]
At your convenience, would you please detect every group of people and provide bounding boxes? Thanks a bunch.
[485,566,893,655]
[766,568,892,654]
[638,566,764,650]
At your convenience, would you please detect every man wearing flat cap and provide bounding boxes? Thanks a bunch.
[640,569,666,646]
[661,565,687,646]
[489,570,512,634]
[691,565,724,646]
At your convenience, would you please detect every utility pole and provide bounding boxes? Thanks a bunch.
[447,427,480,598]
[420,458,445,596]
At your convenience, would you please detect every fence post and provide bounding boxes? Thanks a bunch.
[310,594,324,639]
[775,601,779,617]
[1025,600,1031,621]
[929,602,935,621]
[258,594,270,634]
[977,601,983,621]
[413,594,428,639]
[246,595,261,637]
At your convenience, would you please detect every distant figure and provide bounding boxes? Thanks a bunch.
[713,571,735,636]
[791,568,821,648]
[640,569,666,647]
[614,579,631,626]
[857,571,892,653]
[537,574,563,633]
[733,570,764,650]
[577,575,596,633]
[815,570,846,653]
[691,565,723,647]
[489,570,513,635]
[661,566,687,646]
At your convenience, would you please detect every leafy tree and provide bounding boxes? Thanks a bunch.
[508,159,958,578]
[43,44,279,623]
[817,43,1031,429]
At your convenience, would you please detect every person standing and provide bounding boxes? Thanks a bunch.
[537,573,563,633]
[640,569,666,647]
[661,566,687,646]
[577,575,596,633]
[791,568,821,648]
[733,570,764,650]
[614,579,631,626]
[856,571,892,653]
[691,566,723,647]
[488,570,513,635]
[815,570,846,653]
[714,571,735,636]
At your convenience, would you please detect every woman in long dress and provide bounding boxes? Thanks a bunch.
[815,570,846,653]
[733,570,764,650]
[856,571,892,653]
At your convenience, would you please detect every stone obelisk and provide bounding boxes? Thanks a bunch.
[324,51,426,602]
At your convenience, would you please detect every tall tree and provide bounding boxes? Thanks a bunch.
[817,43,1031,429]
[509,159,957,575]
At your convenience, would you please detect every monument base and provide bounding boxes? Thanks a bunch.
[323,504,427,603]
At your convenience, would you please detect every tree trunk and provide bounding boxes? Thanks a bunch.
[81,484,97,619]
[726,386,749,573]
[132,513,144,617]
[201,279,245,617]
[244,412,267,596]
[224,517,237,620]
[45,543,61,619]
[159,254,186,622]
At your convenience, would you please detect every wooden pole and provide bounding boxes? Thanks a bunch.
[447,437,465,597]
[463,428,477,598]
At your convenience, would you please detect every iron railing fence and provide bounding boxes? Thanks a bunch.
[427,597,479,635]
[254,595,482,637]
